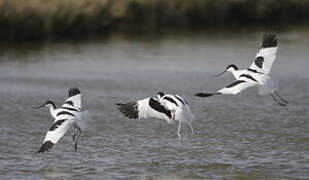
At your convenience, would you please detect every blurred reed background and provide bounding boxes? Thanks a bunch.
[0,0,309,41]
[1,1,309,179]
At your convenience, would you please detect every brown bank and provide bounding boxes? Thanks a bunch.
[0,0,308,41]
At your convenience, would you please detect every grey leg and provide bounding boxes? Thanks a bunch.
[274,90,289,104]
[188,122,196,136]
[177,121,182,138]
[72,133,76,143]
[172,110,176,120]
[72,122,82,152]
[271,94,286,106]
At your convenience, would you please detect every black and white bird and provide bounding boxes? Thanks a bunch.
[35,87,90,153]
[117,92,195,138]
[195,33,288,106]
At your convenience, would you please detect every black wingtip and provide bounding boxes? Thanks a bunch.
[261,32,278,48]
[116,102,139,119]
[38,141,54,153]
[194,92,215,98]
[68,87,81,98]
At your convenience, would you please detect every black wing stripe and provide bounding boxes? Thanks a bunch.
[68,87,81,98]
[239,74,258,82]
[261,33,278,48]
[163,97,179,107]
[247,68,264,74]
[254,56,264,69]
[64,101,74,106]
[175,96,185,105]
[116,102,139,119]
[49,119,66,131]
[60,107,79,112]
[226,80,246,88]
[38,141,54,153]
[149,98,172,118]
[56,111,75,117]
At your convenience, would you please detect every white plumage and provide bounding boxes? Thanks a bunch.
[36,87,89,153]
[117,92,195,138]
[195,33,288,106]
[249,44,278,75]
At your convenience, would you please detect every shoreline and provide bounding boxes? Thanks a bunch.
[1,0,309,41]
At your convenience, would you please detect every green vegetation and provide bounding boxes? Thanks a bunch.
[0,0,309,41]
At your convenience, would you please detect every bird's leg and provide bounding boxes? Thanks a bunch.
[271,93,286,106]
[274,90,289,104]
[177,121,182,138]
[172,109,176,120]
[188,122,196,136]
[72,132,76,143]
[72,122,82,152]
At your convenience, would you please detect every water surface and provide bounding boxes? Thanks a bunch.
[0,29,309,179]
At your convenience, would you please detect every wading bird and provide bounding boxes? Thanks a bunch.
[35,87,90,153]
[117,92,195,138]
[195,33,288,106]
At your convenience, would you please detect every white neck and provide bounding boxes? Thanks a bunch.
[231,69,242,79]
[49,105,56,116]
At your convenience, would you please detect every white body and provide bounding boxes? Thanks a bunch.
[38,88,88,152]
[118,93,195,137]
[219,35,279,96]
[137,98,173,123]
[159,94,194,124]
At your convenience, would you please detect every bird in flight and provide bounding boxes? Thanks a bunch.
[195,33,288,106]
[35,87,90,153]
[117,92,195,138]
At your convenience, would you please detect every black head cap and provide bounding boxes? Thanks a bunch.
[33,100,56,109]
[157,92,165,98]
[226,64,238,70]
[45,101,56,108]
[45,101,53,105]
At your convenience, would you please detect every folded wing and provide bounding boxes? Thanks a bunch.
[117,98,172,121]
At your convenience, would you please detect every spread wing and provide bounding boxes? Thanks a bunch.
[38,110,76,153]
[174,94,188,105]
[116,98,172,120]
[160,95,180,111]
[195,76,257,97]
[249,33,278,75]
[116,101,139,119]
[217,78,257,95]
[64,87,81,109]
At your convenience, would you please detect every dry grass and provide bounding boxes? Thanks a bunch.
[0,0,308,40]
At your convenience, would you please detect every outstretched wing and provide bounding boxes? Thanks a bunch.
[249,33,278,75]
[160,95,180,111]
[195,77,257,97]
[64,87,81,109]
[217,79,256,95]
[174,94,188,105]
[38,112,76,153]
[116,98,172,121]
[116,101,139,119]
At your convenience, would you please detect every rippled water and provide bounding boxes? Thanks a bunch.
[1,29,309,179]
